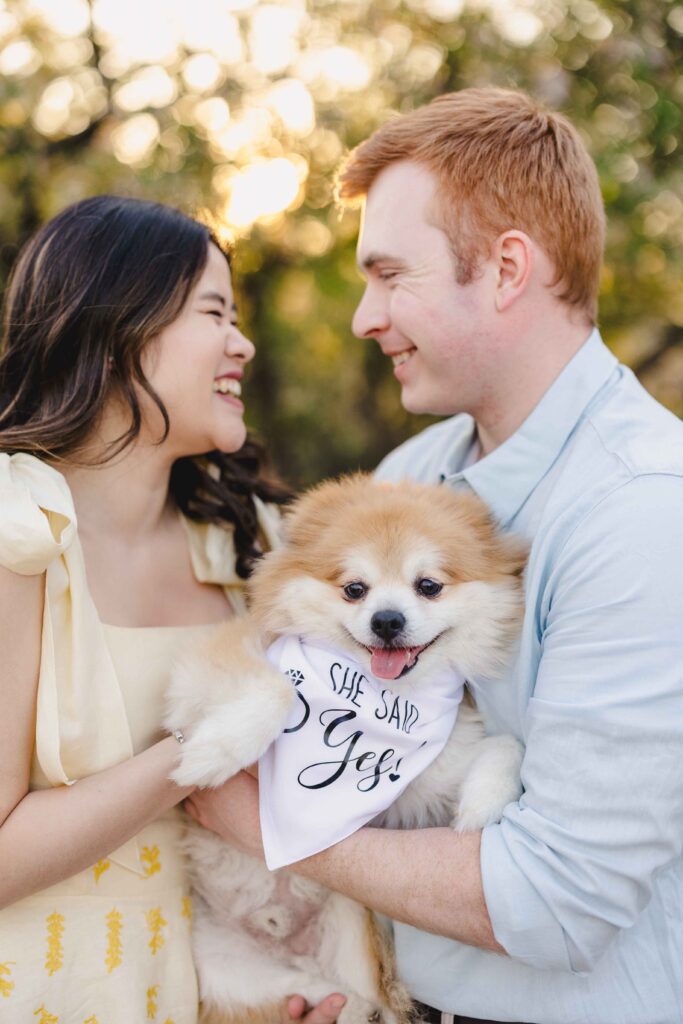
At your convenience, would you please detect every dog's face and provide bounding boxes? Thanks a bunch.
[249,475,526,683]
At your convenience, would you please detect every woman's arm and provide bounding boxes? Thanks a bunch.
[0,565,193,910]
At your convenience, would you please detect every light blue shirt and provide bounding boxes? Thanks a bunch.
[376,331,683,1024]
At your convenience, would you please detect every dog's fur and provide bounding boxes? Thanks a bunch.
[165,476,527,1024]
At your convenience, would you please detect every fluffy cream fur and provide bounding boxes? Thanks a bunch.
[164,475,526,1024]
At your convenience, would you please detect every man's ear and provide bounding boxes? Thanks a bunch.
[492,231,534,312]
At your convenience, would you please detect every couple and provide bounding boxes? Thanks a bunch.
[1,87,682,1024]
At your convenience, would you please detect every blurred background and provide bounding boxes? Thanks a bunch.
[1,0,682,488]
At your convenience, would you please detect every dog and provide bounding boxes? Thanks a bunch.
[164,475,527,1024]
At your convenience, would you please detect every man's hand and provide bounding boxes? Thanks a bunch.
[282,994,347,1023]
[184,769,264,857]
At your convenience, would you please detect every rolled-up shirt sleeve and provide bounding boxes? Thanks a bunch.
[480,473,683,974]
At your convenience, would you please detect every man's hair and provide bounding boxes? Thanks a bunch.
[338,88,605,322]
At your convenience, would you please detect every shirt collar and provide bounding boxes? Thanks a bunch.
[443,330,618,527]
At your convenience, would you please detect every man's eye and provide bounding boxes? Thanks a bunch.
[343,582,368,601]
[415,578,443,598]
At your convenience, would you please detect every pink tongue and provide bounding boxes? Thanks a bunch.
[371,647,416,680]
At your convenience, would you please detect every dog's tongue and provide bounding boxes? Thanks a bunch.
[370,647,420,680]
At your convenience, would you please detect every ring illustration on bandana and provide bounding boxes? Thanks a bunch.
[284,668,310,733]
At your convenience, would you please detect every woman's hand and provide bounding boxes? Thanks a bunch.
[282,993,347,1023]
[184,769,264,857]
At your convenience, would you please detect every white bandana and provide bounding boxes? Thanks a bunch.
[258,636,464,870]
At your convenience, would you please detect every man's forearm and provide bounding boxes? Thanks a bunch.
[185,773,506,954]
[294,825,505,954]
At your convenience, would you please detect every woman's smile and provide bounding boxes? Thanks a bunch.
[213,373,244,410]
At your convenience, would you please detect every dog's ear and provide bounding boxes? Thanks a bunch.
[496,532,528,579]
[282,473,371,550]
[246,476,371,633]
[467,498,528,581]
[437,490,528,583]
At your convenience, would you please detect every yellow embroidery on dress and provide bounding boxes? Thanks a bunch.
[146,907,168,955]
[45,912,65,975]
[146,984,159,1018]
[34,1007,59,1023]
[105,908,123,972]
[163,1019,175,1024]
[181,895,192,920]
[83,1017,99,1023]
[141,845,161,878]
[93,859,111,883]
[0,961,15,998]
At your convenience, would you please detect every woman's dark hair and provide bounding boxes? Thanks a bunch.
[0,195,289,577]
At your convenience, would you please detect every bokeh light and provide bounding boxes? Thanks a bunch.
[265,79,315,136]
[114,66,177,112]
[182,53,225,93]
[221,156,307,229]
[110,112,160,165]
[0,37,40,75]
[248,4,305,74]
[24,0,90,37]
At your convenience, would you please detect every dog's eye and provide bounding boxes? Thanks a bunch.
[415,578,443,598]
[343,581,368,601]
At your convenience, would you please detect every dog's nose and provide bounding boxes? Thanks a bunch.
[371,609,406,642]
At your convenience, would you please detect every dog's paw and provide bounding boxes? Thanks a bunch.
[337,993,388,1024]
[170,720,244,788]
[452,735,523,832]
[453,795,510,833]
[163,655,217,737]
[170,678,295,788]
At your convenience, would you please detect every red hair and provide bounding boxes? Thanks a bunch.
[338,88,605,322]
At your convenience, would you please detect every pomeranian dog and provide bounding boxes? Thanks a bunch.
[164,475,526,1024]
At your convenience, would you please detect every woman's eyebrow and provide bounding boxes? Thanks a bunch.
[198,291,226,305]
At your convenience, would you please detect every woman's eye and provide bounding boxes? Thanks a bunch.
[343,582,368,601]
[206,309,223,319]
[415,578,443,598]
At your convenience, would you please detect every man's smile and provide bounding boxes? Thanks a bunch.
[390,348,416,368]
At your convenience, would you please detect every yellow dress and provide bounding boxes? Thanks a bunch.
[0,453,281,1023]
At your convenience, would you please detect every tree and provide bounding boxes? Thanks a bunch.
[1,0,681,485]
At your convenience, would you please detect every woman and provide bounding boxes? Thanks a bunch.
[0,196,344,1024]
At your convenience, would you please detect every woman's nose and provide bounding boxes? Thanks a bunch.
[227,326,255,364]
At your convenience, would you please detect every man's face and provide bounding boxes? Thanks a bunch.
[352,160,496,417]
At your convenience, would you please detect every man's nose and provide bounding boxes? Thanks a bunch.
[352,285,390,339]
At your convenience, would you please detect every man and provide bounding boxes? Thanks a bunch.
[187,88,683,1024]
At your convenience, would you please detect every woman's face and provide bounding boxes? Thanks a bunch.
[140,242,255,458]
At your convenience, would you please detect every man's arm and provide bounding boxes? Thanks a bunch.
[480,473,683,973]
[297,823,503,952]
[185,772,504,953]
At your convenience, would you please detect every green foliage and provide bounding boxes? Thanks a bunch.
[1,0,681,486]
